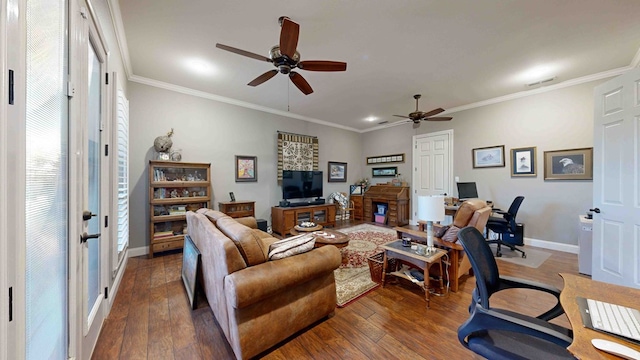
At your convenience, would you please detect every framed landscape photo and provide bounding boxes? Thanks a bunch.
[235,155,257,182]
[473,145,505,168]
[544,147,593,180]
[181,235,201,310]
[511,146,537,177]
[372,166,398,177]
[328,161,347,182]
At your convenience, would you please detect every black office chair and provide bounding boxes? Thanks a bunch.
[486,196,526,258]
[456,227,575,360]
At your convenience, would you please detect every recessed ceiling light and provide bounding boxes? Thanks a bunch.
[183,58,216,76]
[365,116,378,122]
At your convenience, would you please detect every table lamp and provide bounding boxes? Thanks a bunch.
[418,195,445,252]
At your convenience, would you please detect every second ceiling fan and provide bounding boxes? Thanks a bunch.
[393,94,452,124]
[216,16,347,95]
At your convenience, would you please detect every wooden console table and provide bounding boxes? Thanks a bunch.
[271,204,336,236]
[363,185,410,226]
[218,201,255,218]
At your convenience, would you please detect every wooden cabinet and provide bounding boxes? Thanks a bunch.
[149,161,211,258]
[351,195,364,220]
[363,185,410,227]
[218,201,255,218]
[271,204,336,236]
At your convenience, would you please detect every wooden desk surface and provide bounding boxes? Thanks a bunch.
[559,273,640,359]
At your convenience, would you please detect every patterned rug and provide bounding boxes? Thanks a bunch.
[334,224,397,307]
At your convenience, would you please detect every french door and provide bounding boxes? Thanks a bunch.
[69,0,110,357]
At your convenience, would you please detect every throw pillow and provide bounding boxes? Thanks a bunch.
[441,225,461,243]
[268,233,316,260]
[434,225,450,238]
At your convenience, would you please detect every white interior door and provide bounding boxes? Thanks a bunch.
[412,130,453,223]
[592,67,640,288]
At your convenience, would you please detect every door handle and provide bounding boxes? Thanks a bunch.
[82,210,97,221]
[589,208,601,214]
[80,232,100,243]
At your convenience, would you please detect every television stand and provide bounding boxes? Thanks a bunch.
[271,203,336,236]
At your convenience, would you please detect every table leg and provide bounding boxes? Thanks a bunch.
[423,263,430,309]
[437,259,444,295]
[381,251,388,288]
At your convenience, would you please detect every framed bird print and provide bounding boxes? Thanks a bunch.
[511,146,537,177]
[543,147,593,180]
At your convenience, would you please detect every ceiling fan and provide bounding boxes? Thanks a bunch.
[393,94,452,124]
[215,16,347,95]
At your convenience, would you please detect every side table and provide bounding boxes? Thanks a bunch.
[380,240,446,308]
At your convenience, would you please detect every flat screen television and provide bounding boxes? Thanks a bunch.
[457,182,479,200]
[282,170,323,200]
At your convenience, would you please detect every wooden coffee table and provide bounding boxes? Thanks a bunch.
[290,224,323,235]
[312,229,349,249]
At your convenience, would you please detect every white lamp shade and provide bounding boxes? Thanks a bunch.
[418,195,445,222]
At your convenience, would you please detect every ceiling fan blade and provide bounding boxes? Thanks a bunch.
[298,61,347,72]
[280,18,300,59]
[247,70,278,86]
[216,43,272,63]
[289,71,313,95]
[393,115,410,119]
[421,107,446,118]
[425,116,453,121]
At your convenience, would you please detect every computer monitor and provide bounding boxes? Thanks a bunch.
[457,182,479,200]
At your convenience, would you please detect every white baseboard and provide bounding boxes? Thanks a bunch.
[128,246,149,258]
[108,253,128,310]
[524,237,579,254]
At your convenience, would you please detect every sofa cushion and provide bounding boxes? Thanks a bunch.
[216,216,268,266]
[268,233,316,260]
[198,208,228,224]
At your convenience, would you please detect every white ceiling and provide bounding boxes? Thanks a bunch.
[115,0,640,132]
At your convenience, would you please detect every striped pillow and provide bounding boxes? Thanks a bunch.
[268,233,316,260]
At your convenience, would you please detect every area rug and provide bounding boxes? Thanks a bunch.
[489,244,551,268]
[334,224,397,307]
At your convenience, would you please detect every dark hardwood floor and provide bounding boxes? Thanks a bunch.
[92,221,579,359]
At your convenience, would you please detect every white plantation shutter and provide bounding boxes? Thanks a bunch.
[116,87,129,258]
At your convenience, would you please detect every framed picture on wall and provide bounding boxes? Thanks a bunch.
[235,155,257,182]
[543,147,593,180]
[472,145,505,168]
[510,146,537,177]
[372,166,398,177]
[328,161,347,182]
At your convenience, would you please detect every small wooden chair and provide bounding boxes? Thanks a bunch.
[335,192,355,224]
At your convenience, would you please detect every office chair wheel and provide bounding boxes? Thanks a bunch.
[496,251,502,257]
[522,253,526,258]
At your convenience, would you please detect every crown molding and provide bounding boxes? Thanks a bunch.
[129,75,360,133]
[440,66,629,115]
[631,46,640,68]
[107,0,132,78]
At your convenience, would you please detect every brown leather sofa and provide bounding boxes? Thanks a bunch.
[394,199,492,292]
[186,209,341,359]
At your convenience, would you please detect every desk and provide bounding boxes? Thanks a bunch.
[560,273,640,359]
[445,205,459,216]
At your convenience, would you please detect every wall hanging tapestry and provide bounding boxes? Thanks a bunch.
[277,131,319,180]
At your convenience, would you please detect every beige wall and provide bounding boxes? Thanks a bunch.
[128,82,363,249]
[362,80,607,246]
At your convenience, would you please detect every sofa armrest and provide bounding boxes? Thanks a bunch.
[224,245,341,309]
[234,217,257,229]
